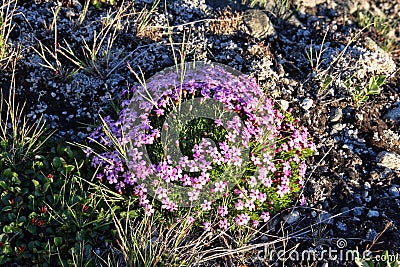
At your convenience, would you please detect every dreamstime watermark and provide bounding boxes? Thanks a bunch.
[252,239,400,263]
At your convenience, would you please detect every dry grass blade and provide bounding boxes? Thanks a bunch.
[58,1,134,79]
[0,0,19,69]
[0,58,54,167]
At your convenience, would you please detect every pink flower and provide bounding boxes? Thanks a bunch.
[188,190,199,201]
[218,206,228,217]
[252,220,260,228]
[234,213,250,226]
[245,199,255,211]
[203,221,212,231]
[235,200,245,210]
[219,218,230,230]
[214,181,226,193]
[299,196,307,206]
[261,211,270,222]
[248,176,257,188]
[201,200,212,211]
[251,154,262,166]
[277,183,290,197]
[298,162,307,177]
[139,196,149,206]
[187,216,196,224]
[144,204,154,216]
[215,118,223,126]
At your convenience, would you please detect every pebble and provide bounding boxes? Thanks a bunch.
[332,123,345,131]
[300,98,313,110]
[318,212,333,224]
[353,207,364,216]
[278,100,290,111]
[330,108,342,122]
[284,210,300,224]
[366,228,378,241]
[311,211,317,217]
[354,194,362,205]
[367,209,379,218]
[364,182,371,190]
[242,9,276,38]
[376,151,400,171]
[385,105,400,121]
[336,221,347,231]
[340,207,350,216]
[388,186,400,198]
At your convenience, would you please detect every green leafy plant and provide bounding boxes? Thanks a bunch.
[0,140,115,266]
[346,74,386,107]
[0,79,115,265]
[91,0,116,9]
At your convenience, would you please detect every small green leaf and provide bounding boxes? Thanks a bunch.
[32,180,40,187]
[0,181,8,190]
[54,237,63,247]
[2,169,17,178]
[42,182,51,193]
[63,146,74,159]
[65,165,75,173]
[7,213,16,221]
[52,157,66,168]
[3,225,14,233]
[2,206,12,212]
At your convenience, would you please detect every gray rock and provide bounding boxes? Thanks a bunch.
[318,212,333,224]
[300,98,314,110]
[243,10,276,38]
[367,209,379,218]
[332,123,345,132]
[388,186,400,198]
[336,221,347,231]
[385,105,400,121]
[376,151,400,171]
[284,210,300,224]
[354,194,363,205]
[278,100,290,111]
[353,207,364,216]
[366,229,378,241]
[340,207,350,216]
[330,108,342,122]
[364,182,371,190]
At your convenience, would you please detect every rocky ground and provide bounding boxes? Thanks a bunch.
[1,0,400,266]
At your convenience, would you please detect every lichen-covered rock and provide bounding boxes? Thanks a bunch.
[385,104,400,121]
[242,9,275,38]
[376,151,400,170]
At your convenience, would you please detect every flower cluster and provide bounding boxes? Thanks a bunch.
[87,63,315,229]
